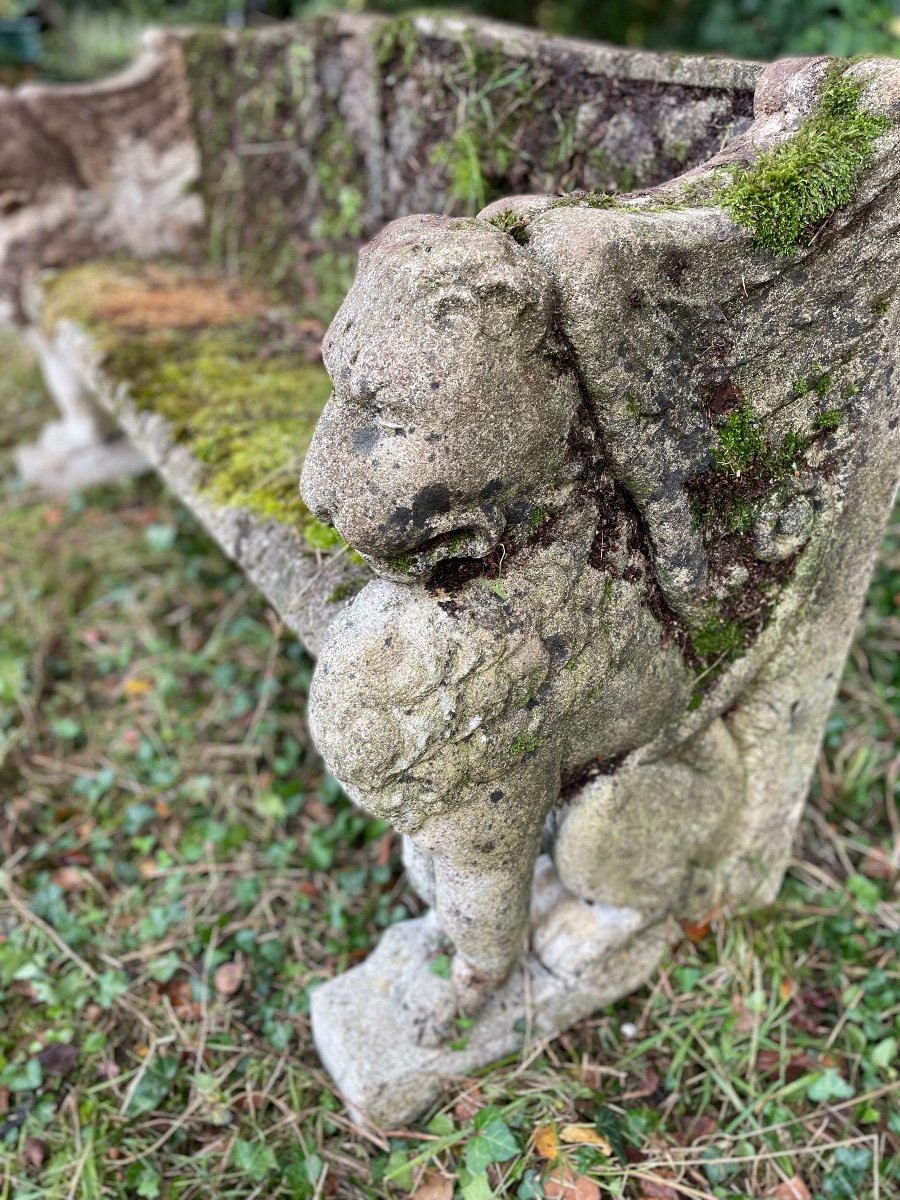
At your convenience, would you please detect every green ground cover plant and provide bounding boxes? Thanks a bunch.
[0,333,897,1197]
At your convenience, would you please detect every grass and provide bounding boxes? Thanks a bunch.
[0,330,897,1198]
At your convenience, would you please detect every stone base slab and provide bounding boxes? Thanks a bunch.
[311,857,669,1128]
[16,422,147,495]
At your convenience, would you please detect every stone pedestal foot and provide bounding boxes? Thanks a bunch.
[14,327,147,494]
[15,422,147,494]
[311,857,668,1129]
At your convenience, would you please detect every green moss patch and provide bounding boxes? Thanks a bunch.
[43,262,335,544]
[720,68,892,256]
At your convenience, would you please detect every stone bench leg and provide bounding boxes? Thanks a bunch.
[14,327,147,494]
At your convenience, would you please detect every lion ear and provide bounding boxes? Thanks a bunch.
[470,275,551,349]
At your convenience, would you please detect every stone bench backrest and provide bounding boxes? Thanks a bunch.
[0,13,764,322]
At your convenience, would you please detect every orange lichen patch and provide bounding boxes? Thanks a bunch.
[41,260,272,336]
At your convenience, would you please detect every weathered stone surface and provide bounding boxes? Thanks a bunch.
[304,55,900,1123]
[179,15,382,320]
[376,14,761,216]
[0,31,201,323]
[0,13,764,331]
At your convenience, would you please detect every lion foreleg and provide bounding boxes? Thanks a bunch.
[412,747,562,1016]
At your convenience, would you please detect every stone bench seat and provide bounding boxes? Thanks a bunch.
[26,258,372,654]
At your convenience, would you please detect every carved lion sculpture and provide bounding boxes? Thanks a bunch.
[301,56,900,1072]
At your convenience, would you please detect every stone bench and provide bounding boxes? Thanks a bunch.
[4,14,900,1130]
[22,258,371,653]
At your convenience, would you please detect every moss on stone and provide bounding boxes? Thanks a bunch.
[712,400,765,475]
[43,262,335,542]
[486,209,531,242]
[691,617,746,661]
[385,553,413,574]
[510,733,541,756]
[181,24,366,323]
[551,191,620,212]
[815,409,843,432]
[327,580,364,604]
[710,399,810,481]
[719,67,891,256]
[373,15,419,71]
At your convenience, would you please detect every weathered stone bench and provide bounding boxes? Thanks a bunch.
[3,14,899,1129]
[22,258,370,651]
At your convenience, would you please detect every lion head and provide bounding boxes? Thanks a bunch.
[300,214,581,581]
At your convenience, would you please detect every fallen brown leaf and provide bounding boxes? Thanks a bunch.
[24,1137,47,1170]
[622,1066,660,1100]
[532,1124,560,1160]
[559,1125,612,1153]
[731,995,756,1034]
[411,1173,454,1200]
[638,1175,680,1200]
[453,1086,484,1123]
[679,914,714,942]
[755,1049,818,1081]
[215,959,244,996]
[543,1164,601,1199]
[771,1178,811,1200]
[861,846,894,879]
[51,866,89,893]
[682,1113,717,1144]
[38,1043,78,1077]
[375,831,393,868]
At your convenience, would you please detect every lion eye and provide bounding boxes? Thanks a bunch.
[430,290,473,324]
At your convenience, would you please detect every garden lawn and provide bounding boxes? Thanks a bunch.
[0,332,897,1199]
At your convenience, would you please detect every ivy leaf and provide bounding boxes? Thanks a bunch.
[95,970,130,1009]
[517,1169,544,1199]
[231,1138,277,1183]
[427,1112,455,1136]
[465,1115,519,1174]
[846,873,881,913]
[124,1163,162,1199]
[0,1057,42,1091]
[462,1173,494,1200]
[125,1068,170,1116]
[50,716,81,740]
[806,1067,855,1102]
[594,1105,627,1164]
[869,1036,897,1071]
[822,1146,874,1199]
[385,1150,413,1191]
